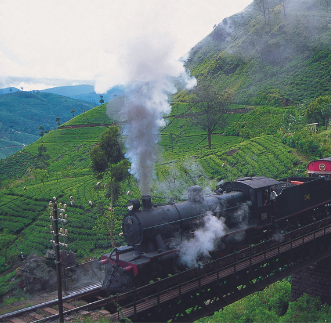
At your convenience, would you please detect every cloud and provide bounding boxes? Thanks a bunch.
[0,0,252,89]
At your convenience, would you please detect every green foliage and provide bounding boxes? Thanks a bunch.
[153,157,216,202]
[0,151,35,182]
[2,5,331,320]
[0,230,16,270]
[280,293,331,322]
[0,230,16,250]
[183,2,331,106]
[99,126,124,165]
[99,95,104,104]
[283,130,322,159]
[188,81,233,149]
[197,280,331,323]
[305,95,331,126]
[0,138,33,161]
[90,145,108,173]
[63,104,110,126]
[90,126,129,183]
[0,91,95,160]
[0,110,130,269]
[32,169,49,185]
[198,135,302,181]
[198,280,291,323]
[0,271,16,299]
[224,106,288,138]
[112,159,130,182]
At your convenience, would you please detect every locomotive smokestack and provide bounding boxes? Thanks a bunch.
[141,195,152,210]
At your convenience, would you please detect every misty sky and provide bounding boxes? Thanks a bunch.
[0,0,252,92]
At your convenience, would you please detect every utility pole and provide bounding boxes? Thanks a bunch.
[49,198,68,323]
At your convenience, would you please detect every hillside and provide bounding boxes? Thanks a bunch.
[2,94,331,319]
[184,0,331,105]
[0,102,324,264]
[41,84,125,105]
[0,91,95,160]
[0,87,20,95]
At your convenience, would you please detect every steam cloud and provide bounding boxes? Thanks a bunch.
[179,211,227,268]
[178,202,250,268]
[107,36,196,196]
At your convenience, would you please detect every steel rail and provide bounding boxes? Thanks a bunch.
[3,216,331,322]
[0,283,101,320]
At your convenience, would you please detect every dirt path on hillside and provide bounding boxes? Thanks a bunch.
[58,108,254,129]
[57,123,114,129]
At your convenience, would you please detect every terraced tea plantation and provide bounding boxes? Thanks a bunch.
[0,101,323,300]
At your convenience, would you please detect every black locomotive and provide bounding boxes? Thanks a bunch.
[100,158,331,292]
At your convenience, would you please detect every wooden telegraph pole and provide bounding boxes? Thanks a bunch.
[49,197,68,323]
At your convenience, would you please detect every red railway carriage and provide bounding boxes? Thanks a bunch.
[308,157,331,176]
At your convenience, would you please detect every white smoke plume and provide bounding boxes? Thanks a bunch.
[179,212,227,268]
[107,35,196,196]
[178,201,250,268]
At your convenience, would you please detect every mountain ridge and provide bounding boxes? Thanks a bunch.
[184,0,331,105]
[41,84,125,104]
[0,91,95,160]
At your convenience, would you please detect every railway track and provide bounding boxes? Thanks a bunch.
[3,217,331,322]
[102,220,331,322]
[0,283,103,322]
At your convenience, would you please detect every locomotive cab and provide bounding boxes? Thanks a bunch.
[221,177,280,227]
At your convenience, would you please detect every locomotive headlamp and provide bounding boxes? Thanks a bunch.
[127,199,140,211]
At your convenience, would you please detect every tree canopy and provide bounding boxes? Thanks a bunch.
[89,126,128,174]
[89,125,129,247]
[99,126,124,165]
[305,96,331,127]
[189,82,232,149]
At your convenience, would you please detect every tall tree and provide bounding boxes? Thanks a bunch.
[189,82,232,150]
[33,169,49,185]
[39,125,45,137]
[305,96,331,128]
[255,0,269,25]
[70,109,76,118]
[90,125,129,246]
[99,95,104,104]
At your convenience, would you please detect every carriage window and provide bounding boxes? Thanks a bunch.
[257,191,263,207]
[257,190,269,207]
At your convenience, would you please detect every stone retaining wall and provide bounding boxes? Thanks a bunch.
[291,257,331,304]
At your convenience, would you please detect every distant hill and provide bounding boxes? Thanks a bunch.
[41,84,125,105]
[0,87,20,95]
[0,91,95,159]
[183,0,331,105]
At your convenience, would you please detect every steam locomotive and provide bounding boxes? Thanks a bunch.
[100,157,331,292]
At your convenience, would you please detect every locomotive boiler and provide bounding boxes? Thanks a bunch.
[100,157,331,292]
